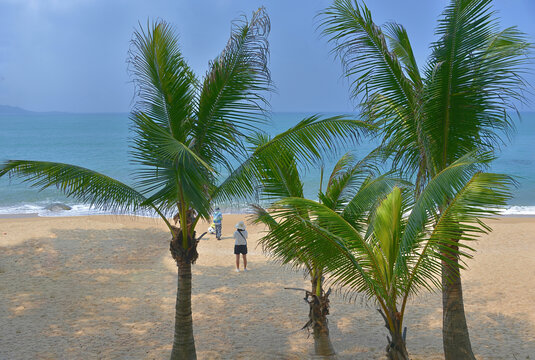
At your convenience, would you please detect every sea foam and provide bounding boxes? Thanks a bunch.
[1,203,535,218]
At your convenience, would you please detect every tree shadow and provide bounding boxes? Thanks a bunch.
[0,227,324,359]
[336,290,535,360]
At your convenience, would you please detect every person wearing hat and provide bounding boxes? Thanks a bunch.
[233,221,248,272]
[213,207,223,240]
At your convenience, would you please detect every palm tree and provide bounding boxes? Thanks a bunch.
[0,9,371,359]
[320,0,531,357]
[252,150,337,356]
[264,153,512,360]
[252,149,401,356]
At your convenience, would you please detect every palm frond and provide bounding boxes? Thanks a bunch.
[384,22,422,88]
[194,7,273,169]
[369,187,404,303]
[213,115,372,203]
[257,151,304,202]
[129,110,214,216]
[423,0,532,170]
[326,152,355,188]
[320,152,373,211]
[130,111,213,172]
[129,20,198,141]
[320,0,418,113]
[400,170,513,306]
[394,151,511,300]
[1,160,149,214]
[320,0,429,184]
[341,173,408,234]
[401,151,489,253]
[265,197,384,299]
[252,115,373,166]
[250,204,279,230]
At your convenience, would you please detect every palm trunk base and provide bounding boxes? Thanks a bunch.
[170,227,198,360]
[378,309,409,360]
[442,254,476,360]
[386,338,409,360]
[307,288,336,357]
[385,333,409,360]
[313,327,336,357]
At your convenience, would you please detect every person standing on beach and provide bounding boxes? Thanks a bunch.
[213,207,223,240]
[234,221,248,272]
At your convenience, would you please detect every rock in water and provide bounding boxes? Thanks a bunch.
[45,203,72,211]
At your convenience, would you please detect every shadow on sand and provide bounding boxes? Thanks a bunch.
[0,227,533,359]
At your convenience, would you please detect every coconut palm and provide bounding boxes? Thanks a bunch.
[264,153,512,360]
[252,151,337,357]
[0,9,371,360]
[320,0,531,357]
[252,149,401,356]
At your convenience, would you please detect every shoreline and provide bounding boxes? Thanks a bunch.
[0,213,39,219]
[2,211,535,220]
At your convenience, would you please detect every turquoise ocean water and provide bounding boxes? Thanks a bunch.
[0,112,534,216]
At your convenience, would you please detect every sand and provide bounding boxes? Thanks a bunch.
[0,214,534,359]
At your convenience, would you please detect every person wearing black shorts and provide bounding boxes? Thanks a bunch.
[233,221,248,272]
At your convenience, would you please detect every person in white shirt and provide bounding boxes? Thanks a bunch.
[233,221,248,272]
[213,207,223,240]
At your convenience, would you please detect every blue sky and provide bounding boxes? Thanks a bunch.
[0,0,533,113]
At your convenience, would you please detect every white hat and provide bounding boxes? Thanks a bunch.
[235,221,246,230]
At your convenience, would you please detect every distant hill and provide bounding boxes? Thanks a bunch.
[0,105,35,115]
[0,105,74,116]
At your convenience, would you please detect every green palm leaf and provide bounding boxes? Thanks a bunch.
[131,111,213,171]
[423,0,531,170]
[400,151,491,254]
[341,173,407,235]
[213,115,372,203]
[384,22,422,88]
[399,170,513,312]
[1,160,150,214]
[129,20,198,141]
[252,115,374,167]
[264,197,381,296]
[370,187,404,305]
[320,0,417,113]
[194,7,273,169]
[320,0,431,186]
[258,153,304,202]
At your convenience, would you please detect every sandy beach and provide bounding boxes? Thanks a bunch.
[0,214,533,359]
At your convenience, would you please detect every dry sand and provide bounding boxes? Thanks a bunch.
[0,214,533,359]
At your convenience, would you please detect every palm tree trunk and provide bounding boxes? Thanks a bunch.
[386,329,409,360]
[170,256,196,360]
[308,278,335,357]
[442,243,475,360]
[379,309,409,360]
[169,226,198,360]
[310,295,335,356]
[313,326,335,357]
